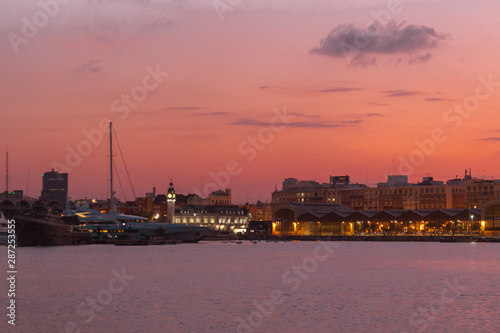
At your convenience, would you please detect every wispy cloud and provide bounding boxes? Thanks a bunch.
[366,102,390,107]
[479,137,500,141]
[318,88,363,93]
[384,90,421,97]
[259,85,289,90]
[163,106,202,111]
[311,20,447,66]
[340,120,363,124]
[288,112,321,119]
[232,118,357,129]
[191,112,229,117]
[134,106,203,116]
[287,121,345,128]
[75,60,102,74]
[409,52,432,64]
[348,112,383,118]
[175,134,217,141]
[425,97,443,101]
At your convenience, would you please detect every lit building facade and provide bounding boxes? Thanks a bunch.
[272,202,482,237]
[272,173,499,211]
[481,200,500,236]
[174,205,250,233]
[246,201,273,221]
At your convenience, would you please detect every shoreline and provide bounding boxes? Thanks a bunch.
[228,235,500,243]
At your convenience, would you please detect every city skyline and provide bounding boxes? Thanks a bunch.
[2,0,500,203]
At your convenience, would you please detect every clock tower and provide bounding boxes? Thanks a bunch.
[166,180,176,223]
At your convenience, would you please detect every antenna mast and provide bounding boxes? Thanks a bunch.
[5,149,8,192]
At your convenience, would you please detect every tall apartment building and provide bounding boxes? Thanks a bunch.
[41,169,68,208]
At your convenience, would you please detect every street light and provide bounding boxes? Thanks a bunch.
[471,215,474,235]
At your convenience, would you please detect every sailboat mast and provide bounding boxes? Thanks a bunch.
[109,121,115,214]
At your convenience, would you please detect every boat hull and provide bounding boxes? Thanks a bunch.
[16,216,73,246]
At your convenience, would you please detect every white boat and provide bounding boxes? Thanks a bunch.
[0,211,9,245]
[68,121,210,244]
[67,209,209,243]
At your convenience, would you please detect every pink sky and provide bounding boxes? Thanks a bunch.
[1,0,500,203]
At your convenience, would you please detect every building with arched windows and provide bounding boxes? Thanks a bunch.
[272,202,482,237]
[481,200,500,236]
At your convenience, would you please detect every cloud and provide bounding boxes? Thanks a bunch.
[75,60,102,74]
[134,106,203,116]
[288,112,321,119]
[479,137,500,141]
[340,120,362,124]
[409,52,432,64]
[163,106,202,111]
[318,88,363,93]
[287,122,344,128]
[366,102,390,106]
[175,134,217,141]
[232,118,356,129]
[350,112,383,118]
[311,20,447,66]
[384,90,421,97]
[259,85,289,90]
[191,112,229,116]
[425,97,443,101]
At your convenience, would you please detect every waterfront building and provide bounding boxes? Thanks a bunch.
[135,196,153,217]
[481,200,500,236]
[272,202,481,237]
[447,169,500,208]
[41,169,68,209]
[174,204,250,233]
[186,194,208,205]
[466,180,500,208]
[0,190,23,202]
[186,189,232,206]
[272,202,354,236]
[209,189,231,205]
[272,172,498,211]
[176,193,200,206]
[246,200,273,221]
[272,175,365,205]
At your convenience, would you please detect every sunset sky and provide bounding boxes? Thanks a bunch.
[1,0,500,203]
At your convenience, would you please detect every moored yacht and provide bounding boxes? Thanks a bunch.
[67,121,210,244]
[67,209,209,243]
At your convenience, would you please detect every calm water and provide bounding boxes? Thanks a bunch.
[1,241,499,333]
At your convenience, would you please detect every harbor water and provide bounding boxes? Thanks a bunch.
[1,241,499,332]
